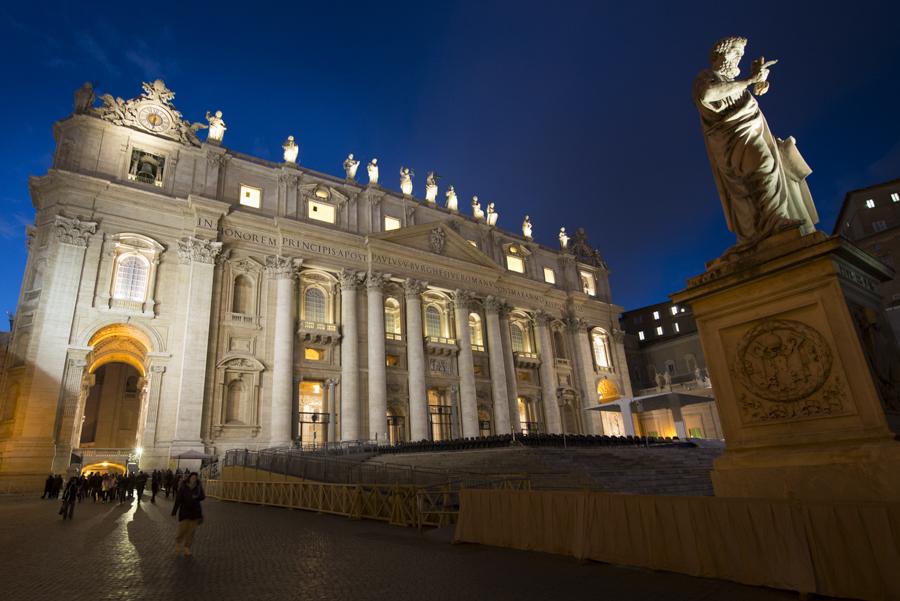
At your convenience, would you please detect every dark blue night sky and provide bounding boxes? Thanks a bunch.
[1,1,898,326]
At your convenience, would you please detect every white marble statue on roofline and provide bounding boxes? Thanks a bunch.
[693,36,818,257]
[343,154,360,181]
[486,202,498,226]
[522,215,533,240]
[399,167,414,196]
[559,227,569,250]
[205,110,226,144]
[472,196,485,221]
[282,135,299,164]
[425,172,439,203]
[368,158,379,185]
[445,185,458,212]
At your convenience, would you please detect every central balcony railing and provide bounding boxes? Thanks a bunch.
[300,320,338,332]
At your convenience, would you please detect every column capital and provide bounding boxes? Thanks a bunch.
[366,271,392,291]
[265,254,301,279]
[54,215,98,247]
[403,278,427,298]
[535,310,554,327]
[451,289,473,310]
[565,314,588,332]
[610,328,625,343]
[338,269,364,290]
[177,236,223,265]
[483,295,507,314]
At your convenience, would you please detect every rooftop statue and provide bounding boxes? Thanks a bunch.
[282,135,299,164]
[472,196,485,222]
[400,167,413,196]
[74,82,95,114]
[425,172,439,203]
[693,37,818,256]
[522,215,533,240]
[486,202,498,226]
[343,154,360,181]
[205,110,226,144]
[368,158,379,185]
[559,227,570,250]
[445,185,458,212]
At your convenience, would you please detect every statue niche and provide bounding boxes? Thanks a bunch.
[213,355,265,437]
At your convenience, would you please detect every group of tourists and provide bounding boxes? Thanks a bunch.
[47,467,206,556]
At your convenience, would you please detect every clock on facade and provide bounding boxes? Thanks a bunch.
[137,104,173,133]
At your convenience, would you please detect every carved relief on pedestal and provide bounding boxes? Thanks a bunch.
[731,318,851,424]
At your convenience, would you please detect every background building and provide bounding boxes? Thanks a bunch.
[832,177,900,341]
[0,81,632,489]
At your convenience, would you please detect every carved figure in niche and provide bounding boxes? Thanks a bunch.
[664,371,672,389]
[205,110,226,143]
[472,196,485,221]
[429,227,446,255]
[655,371,665,392]
[399,167,414,196]
[486,202,498,226]
[559,227,570,250]
[343,154,360,181]
[445,185,458,212]
[425,172,439,203]
[693,37,818,255]
[367,158,379,185]
[282,135,299,164]
[522,215,533,240]
[74,82,95,113]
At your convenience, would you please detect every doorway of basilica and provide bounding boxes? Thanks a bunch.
[427,388,452,441]
[298,380,328,448]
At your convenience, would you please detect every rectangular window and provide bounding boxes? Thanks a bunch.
[873,220,888,232]
[866,199,876,209]
[656,326,663,336]
[239,184,262,208]
[308,200,336,224]
[543,267,556,284]
[384,216,401,231]
[638,331,645,341]
[304,348,324,361]
[506,255,525,273]
[386,355,399,367]
[670,305,678,315]
[892,192,899,203]
[652,311,660,320]
[580,271,596,296]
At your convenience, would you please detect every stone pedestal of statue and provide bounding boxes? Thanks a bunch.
[672,226,900,502]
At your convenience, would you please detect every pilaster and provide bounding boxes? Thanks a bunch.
[267,255,300,446]
[535,311,562,434]
[366,272,390,442]
[452,290,479,438]
[484,296,511,435]
[339,269,363,440]
[404,279,429,441]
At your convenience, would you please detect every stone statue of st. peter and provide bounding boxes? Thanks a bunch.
[693,36,818,253]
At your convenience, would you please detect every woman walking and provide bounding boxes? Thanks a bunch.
[59,476,78,520]
[171,472,205,557]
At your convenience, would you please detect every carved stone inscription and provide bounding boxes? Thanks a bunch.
[731,318,850,424]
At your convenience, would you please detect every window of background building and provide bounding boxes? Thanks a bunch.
[638,331,645,341]
[384,216,401,231]
[674,322,680,333]
[892,192,899,203]
[656,325,663,336]
[239,184,262,208]
[580,271,596,296]
[866,199,876,208]
[506,254,525,273]
[113,255,150,302]
[653,311,660,320]
[873,220,888,232]
[543,267,556,284]
[308,200,336,223]
[670,305,678,315]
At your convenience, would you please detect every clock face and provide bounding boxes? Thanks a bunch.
[137,104,173,133]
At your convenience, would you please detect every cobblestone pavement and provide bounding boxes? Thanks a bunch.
[0,494,805,601]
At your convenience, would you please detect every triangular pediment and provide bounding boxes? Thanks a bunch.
[368,221,502,272]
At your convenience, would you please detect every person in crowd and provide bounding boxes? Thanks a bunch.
[41,474,54,499]
[150,470,160,504]
[164,469,174,499]
[54,474,63,498]
[171,472,206,557]
[135,471,148,504]
[60,476,78,520]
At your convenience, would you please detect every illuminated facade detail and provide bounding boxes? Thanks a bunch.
[0,80,631,489]
[239,184,261,208]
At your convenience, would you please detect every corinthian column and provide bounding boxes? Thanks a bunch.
[568,315,599,435]
[404,279,429,441]
[366,272,390,443]
[267,255,300,446]
[535,311,562,434]
[497,303,522,433]
[172,237,223,452]
[452,290,478,438]
[484,296,511,435]
[339,270,363,441]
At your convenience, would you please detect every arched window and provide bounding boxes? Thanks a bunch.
[232,275,253,314]
[510,324,525,353]
[112,254,149,302]
[591,328,611,368]
[468,313,483,348]
[425,306,442,338]
[384,297,401,336]
[304,287,326,323]
[225,379,245,424]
